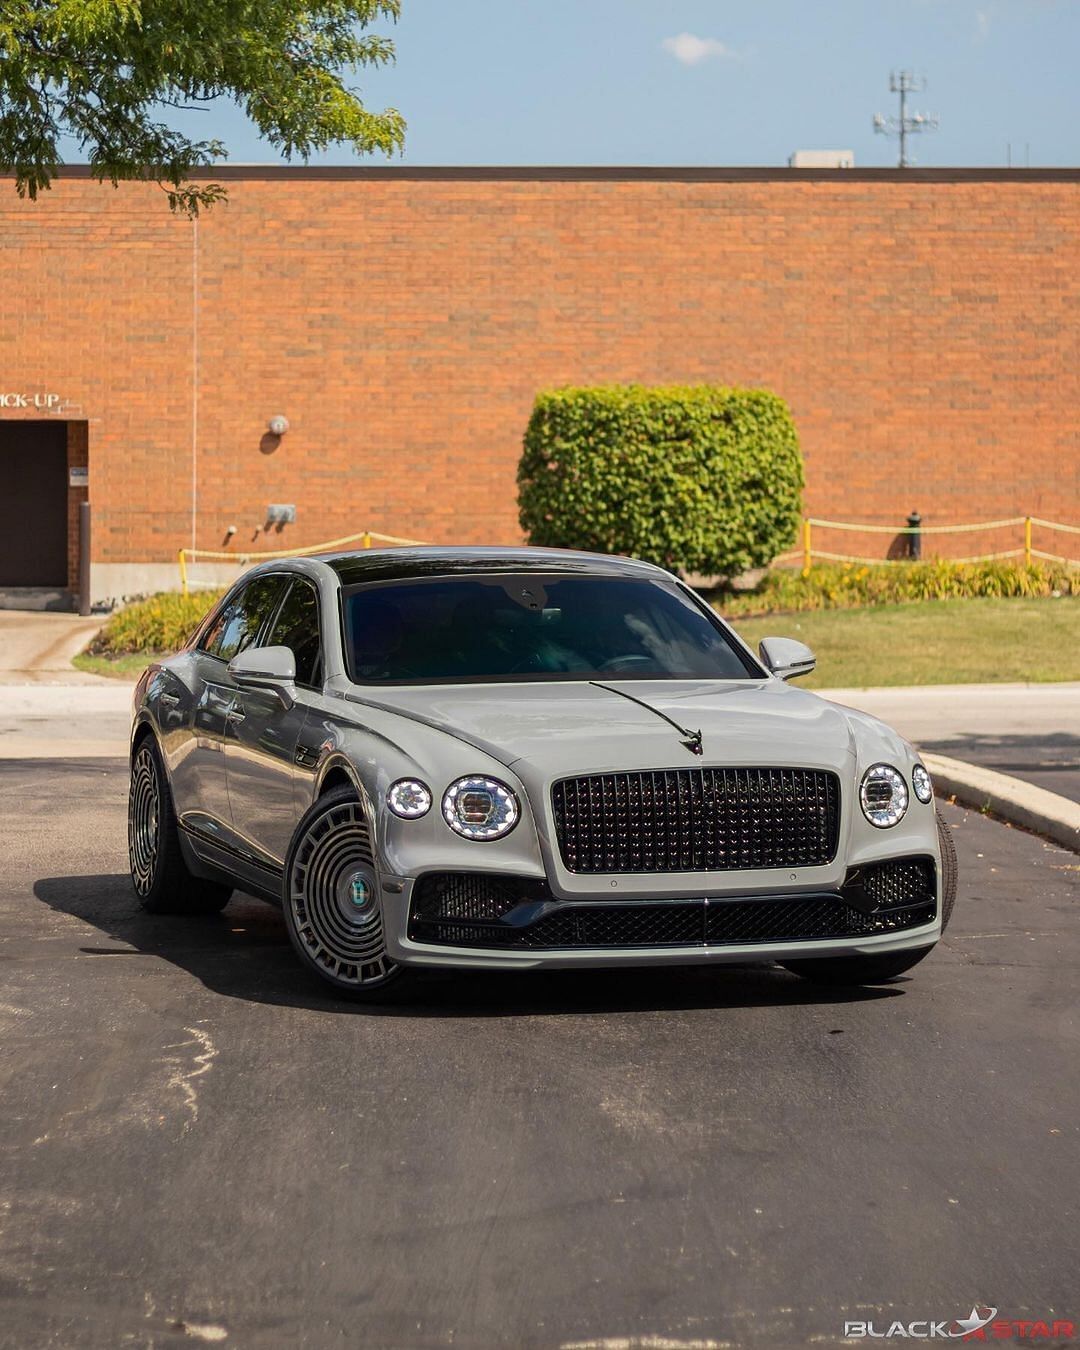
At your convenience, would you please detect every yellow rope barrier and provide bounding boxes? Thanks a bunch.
[1029,517,1080,536]
[178,529,429,595]
[807,548,1030,566]
[1030,548,1080,566]
[807,516,1026,535]
[174,517,1080,596]
[797,515,1079,571]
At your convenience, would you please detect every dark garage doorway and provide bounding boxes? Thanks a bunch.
[0,421,68,588]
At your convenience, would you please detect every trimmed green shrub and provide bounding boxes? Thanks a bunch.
[717,560,1080,618]
[518,384,804,575]
[88,589,225,656]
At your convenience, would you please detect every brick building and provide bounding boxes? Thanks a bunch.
[1,165,1078,606]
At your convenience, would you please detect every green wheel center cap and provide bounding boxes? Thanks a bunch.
[341,870,375,916]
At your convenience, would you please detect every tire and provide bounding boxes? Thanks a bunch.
[936,807,958,932]
[128,737,233,914]
[782,810,959,986]
[282,786,408,1001]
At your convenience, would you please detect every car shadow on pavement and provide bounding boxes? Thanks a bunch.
[34,873,906,1017]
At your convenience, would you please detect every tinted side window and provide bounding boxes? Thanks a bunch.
[267,578,322,687]
[201,577,286,662]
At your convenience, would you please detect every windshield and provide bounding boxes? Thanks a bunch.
[341,574,761,684]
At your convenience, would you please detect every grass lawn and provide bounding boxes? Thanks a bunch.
[75,596,1080,688]
[727,596,1080,689]
[72,651,155,681]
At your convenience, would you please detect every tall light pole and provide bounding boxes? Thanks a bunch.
[874,71,939,167]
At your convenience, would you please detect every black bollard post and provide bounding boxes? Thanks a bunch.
[907,510,922,561]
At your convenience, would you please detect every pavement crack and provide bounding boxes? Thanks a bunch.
[163,1026,218,1130]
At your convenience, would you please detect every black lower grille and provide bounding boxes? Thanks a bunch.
[704,897,934,944]
[859,857,936,909]
[411,898,936,950]
[408,865,937,951]
[410,872,552,923]
[551,767,840,874]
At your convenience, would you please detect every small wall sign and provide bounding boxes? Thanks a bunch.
[0,392,62,411]
[69,466,89,488]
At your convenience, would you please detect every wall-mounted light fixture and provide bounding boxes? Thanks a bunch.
[267,415,289,437]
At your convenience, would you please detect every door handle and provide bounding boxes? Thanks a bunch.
[160,692,180,707]
[226,706,246,724]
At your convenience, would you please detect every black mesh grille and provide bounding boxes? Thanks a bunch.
[416,905,705,950]
[410,896,935,950]
[704,897,934,944]
[410,872,551,923]
[551,767,840,874]
[860,857,935,910]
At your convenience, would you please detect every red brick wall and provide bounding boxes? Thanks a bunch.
[1,168,1077,570]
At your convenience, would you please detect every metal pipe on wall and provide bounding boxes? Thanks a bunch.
[78,501,91,616]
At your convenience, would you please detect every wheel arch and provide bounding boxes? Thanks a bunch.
[130,715,157,761]
[314,757,363,801]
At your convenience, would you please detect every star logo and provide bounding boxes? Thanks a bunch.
[950,1306,998,1338]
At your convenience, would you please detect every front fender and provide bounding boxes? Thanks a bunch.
[838,705,940,871]
[299,701,547,881]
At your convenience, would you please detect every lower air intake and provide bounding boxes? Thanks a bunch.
[408,871,937,951]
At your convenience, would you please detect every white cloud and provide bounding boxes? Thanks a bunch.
[662,32,738,66]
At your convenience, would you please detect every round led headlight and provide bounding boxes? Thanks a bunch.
[387,778,432,819]
[442,776,519,841]
[911,763,933,805]
[860,764,909,829]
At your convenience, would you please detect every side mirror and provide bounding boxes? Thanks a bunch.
[227,645,297,708]
[758,636,816,682]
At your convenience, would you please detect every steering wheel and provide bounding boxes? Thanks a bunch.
[510,645,586,674]
[596,654,655,673]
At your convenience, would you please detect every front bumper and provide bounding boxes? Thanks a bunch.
[380,856,942,971]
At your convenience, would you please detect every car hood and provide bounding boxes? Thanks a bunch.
[340,679,858,778]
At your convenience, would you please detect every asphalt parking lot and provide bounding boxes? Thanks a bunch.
[921,732,1080,806]
[1,760,1077,1350]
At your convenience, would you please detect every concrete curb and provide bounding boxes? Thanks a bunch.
[923,752,1080,854]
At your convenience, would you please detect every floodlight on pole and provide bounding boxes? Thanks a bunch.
[873,71,939,167]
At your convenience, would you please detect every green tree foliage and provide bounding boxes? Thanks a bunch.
[0,0,405,212]
[518,384,804,577]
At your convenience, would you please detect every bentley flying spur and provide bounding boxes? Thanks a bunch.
[128,547,956,999]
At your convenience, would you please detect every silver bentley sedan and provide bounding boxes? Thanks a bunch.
[128,546,956,999]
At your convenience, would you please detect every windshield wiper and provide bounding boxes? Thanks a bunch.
[589,681,704,757]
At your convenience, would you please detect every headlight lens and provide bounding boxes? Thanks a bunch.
[442,776,519,841]
[387,778,433,819]
[860,764,909,828]
[911,763,933,805]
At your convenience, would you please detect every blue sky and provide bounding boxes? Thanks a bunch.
[171,0,1079,168]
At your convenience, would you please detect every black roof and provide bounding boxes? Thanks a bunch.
[318,545,667,587]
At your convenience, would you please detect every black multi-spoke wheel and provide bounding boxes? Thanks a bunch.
[128,738,232,914]
[283,786,405,999]
[129,743,162,897]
